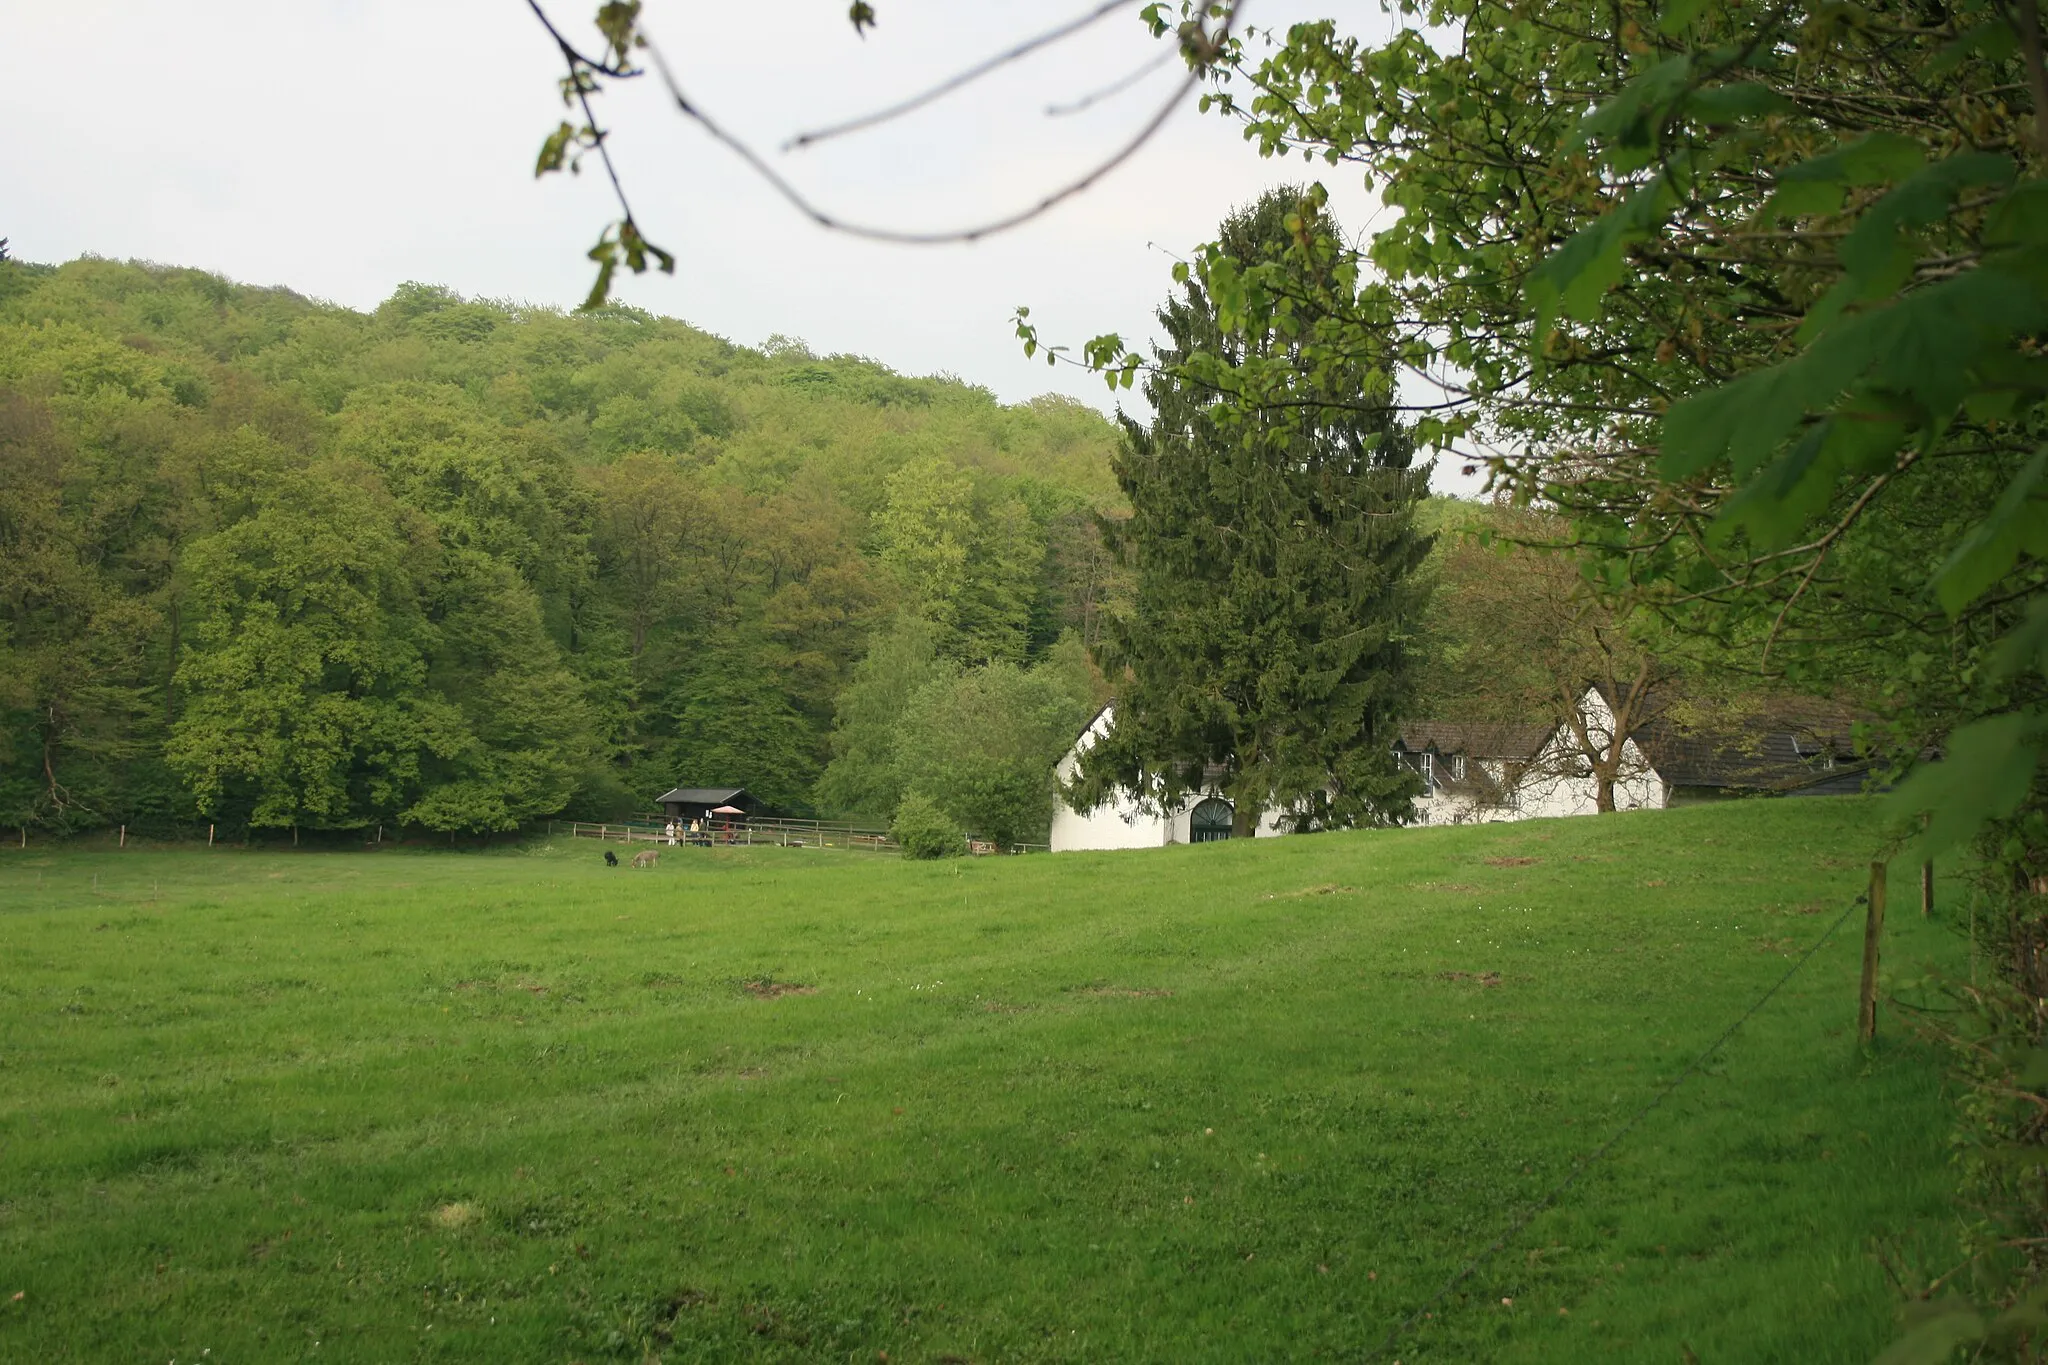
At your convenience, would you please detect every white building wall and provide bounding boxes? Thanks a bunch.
[1412,687,1666,825]
[1049,706,1299,852]
[1050,708,1172,852]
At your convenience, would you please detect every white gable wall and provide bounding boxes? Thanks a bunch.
[1413,686,1665,824]
[1051,707,1171,851]
[1049,706,1296,852]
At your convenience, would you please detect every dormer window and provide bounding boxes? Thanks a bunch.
[1420,752,1435,783]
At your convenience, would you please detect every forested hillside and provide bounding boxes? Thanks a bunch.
[0,256,1126,835]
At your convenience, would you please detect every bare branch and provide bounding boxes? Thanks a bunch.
[786,0,1142,150]
[640,4,1241,247]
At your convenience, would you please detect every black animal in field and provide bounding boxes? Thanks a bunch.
[604,850,619,867]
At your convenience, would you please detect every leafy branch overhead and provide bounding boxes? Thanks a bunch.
[528,2,1245,306]
[1025,0,2048,873]
[527,1,674,310]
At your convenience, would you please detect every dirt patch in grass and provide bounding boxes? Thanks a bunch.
[1439,971,1504,987]
[1080,986,1174,999]
[1262,883,1357,900]
[1484,856,1542,868]
[430,1202,480,1230]
[1414,881,1480,893]
[450,978,548,995]
[742,979,816,999]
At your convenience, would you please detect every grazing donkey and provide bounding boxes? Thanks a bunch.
[630,848,660,869]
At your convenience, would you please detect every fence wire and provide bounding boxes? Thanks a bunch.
[1371,891,1870,1362]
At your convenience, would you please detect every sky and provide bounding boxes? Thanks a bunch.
[2,1,1478,491]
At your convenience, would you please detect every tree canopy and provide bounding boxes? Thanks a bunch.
[1068,188,1432,835]
[0,255,1126,835]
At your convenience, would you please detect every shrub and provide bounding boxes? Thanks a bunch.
[891,793,964,860]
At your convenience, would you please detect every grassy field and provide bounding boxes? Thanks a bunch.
[0,799,1966,1362]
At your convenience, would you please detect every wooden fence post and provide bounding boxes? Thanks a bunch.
[1858,861,1887,1044]
[208,823,215,847]
[1922,860,1934,918]
[119,825,126,848]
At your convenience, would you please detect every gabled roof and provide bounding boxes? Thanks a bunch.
[1404,691,1875,795]
[1633,701,1868,792]
[1396,721,1555,762]
[655,786,747,805]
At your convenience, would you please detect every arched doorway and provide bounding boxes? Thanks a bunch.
[1189,797,1234,843]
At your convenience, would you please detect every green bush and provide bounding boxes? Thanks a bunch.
[891,793,965,860]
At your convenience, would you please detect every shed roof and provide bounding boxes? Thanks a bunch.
[655,786,748,805]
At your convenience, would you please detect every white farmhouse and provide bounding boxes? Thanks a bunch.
[1048,705,1292,852]
[1405,686,1664,825]
[1403,685,1869,825]
[1049,688,1870,850]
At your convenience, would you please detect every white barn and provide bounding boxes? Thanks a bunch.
[1048,705,1292,852]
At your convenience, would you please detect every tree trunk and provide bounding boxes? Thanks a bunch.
[1232,802,1260,839]
[1594,770,1616,813]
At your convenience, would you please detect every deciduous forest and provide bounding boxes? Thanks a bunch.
[0,257,1124,838]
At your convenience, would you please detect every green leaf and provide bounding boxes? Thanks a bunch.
[582,228,620,311]
[1934,446,2048,614]
[1682,82,1795,124]
[1989,595,2048,681]
[535,122,575,178]
[1871,1307,1985,1365]
[1793,153,2018,345]
[1985,178,2048,249]
[1662,267,2048,480]
[1576,55,1692,154]
[1527,174,1676,346]
[1924,20,2020,79]
[1764,132,1925,222]
[1891,711,2048,861]
[1838,154,2014,289]
[594,1,642,64]
[1712,411,1908,548]
[1656,0,1711,37]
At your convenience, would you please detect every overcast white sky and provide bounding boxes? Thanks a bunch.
[3,2,1478,491]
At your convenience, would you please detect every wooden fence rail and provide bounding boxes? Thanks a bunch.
[547,816,1048,856]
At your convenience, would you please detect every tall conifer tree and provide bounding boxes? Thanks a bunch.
[1069,189,1430,834]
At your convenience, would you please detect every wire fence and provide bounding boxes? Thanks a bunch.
[1370,891,1870,1361]
[550,816,1051,856]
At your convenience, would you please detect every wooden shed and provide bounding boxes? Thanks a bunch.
[655,787,754,823]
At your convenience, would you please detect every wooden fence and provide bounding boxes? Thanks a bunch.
[548,815,1048,855]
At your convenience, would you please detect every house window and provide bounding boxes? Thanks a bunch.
[1451,754,1466,780]
[1189,798,1234,843]
[1420,752,1435,783]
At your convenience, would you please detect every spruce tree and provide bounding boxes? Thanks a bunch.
[1069,189,1430,834]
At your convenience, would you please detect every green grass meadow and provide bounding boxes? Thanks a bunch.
[0,800,1968,1362]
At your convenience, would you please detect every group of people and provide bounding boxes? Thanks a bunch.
[662,817,727,846]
